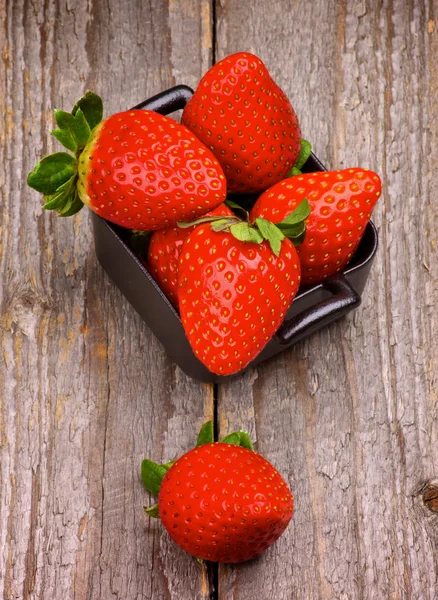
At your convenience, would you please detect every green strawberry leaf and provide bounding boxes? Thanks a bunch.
[59,190,84,217]
[56,179,77,212]
[55,108,91,150]
[236,430,254,450]
[42,175,76,211]
[225,199,249,219]
[141,459,168,497]
[27,152,77,195]
[254,217,274,239]
[221,432,241,446]
[225,199,244,211]
[43,177,84,218]
[255,217,285,257]
[54,109,74,130]
[286,139,312,176]
[294,139,312,171]
[276,222,305,239]
[230,222,263,244]
[221,430,254,449]
[144,504,160,518]
[276,227,302,239]
[59,187,84,217]
[275,198,310,247]
[72,108,92,147]
[276,220,305,233]
[277,198,311,227]
[52,127,77,153]
[288,228,306,246]
[196,421,214,446]
[72,91,103,130]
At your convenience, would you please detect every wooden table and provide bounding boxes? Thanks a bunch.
[1,1,437,598]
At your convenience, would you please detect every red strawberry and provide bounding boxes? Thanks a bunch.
[250,168,381,286]
[147,203,234,308]
[141,422,293,563]
[27,92,227,230]
[182,52,301,194]
[177,213,303,375]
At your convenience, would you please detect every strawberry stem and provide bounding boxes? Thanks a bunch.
[144,504,160,518]
[177,215,238,229]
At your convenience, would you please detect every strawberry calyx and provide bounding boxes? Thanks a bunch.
[273,197,311,244]
[27,91,103,216]
[177,198,310,255]
[286,138,312,177]
[141,421,254,518]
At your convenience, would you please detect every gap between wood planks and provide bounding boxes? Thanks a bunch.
[209,3,220,597]
[209,382,220,600]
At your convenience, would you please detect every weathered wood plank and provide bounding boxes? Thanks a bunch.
[216,1,438,598]
[0,1,214,599]
[3,1,438,598]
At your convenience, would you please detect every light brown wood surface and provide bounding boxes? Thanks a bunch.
[1,1,437,599]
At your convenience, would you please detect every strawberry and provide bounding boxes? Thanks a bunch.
[176,203,307,375]
[27,92,227,230]
[181,52,301,194]
[141,421,293,563]
[250,168,382,286]
[147,204,234,308]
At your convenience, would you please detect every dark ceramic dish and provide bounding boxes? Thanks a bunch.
[91,85,379,382]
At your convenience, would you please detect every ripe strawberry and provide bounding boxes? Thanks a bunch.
[141,421,293,563]
[182,52,301,194]
[27,92,227,230]
[177,209,305,375]
[250,168,382,286]
[147,204,234,308]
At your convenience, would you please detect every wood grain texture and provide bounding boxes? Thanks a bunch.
[0,1,214,599]
[216,0,438,598]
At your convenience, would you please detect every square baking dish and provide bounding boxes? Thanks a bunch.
[91,85,378,383]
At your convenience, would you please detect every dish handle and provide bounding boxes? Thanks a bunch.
[275,274,361,345]
[132,85,194,114]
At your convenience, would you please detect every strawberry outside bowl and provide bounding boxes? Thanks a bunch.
[91,85,379,383]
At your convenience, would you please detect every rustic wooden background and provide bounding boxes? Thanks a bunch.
[1,0,437,598]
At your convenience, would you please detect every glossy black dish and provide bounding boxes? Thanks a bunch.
[91,86,379,382]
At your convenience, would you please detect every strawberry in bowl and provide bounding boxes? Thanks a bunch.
[147,204,235,308]
[182,52,302,194]
[250,168,382,286]
[176,200,309,375]
[27,92,227,230]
